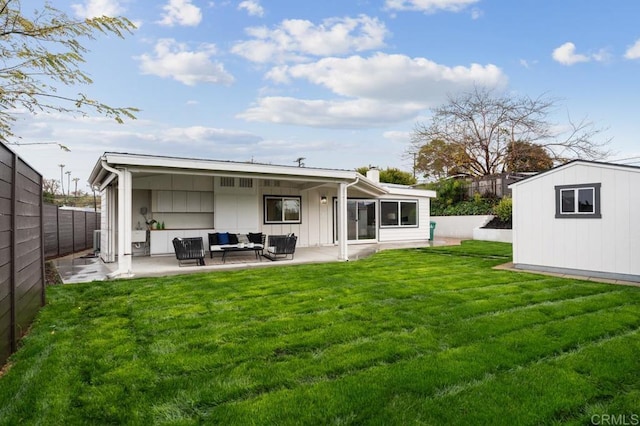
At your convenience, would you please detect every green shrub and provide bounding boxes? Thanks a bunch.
[493,197,512,222]
[427,178,467,207]
[431,199,495,216]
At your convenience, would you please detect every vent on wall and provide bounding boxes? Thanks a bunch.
[239,178,253,188]
[220,177,235,187]
[263,180,281,187]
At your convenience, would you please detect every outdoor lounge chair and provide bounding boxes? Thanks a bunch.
[264,234,297,261]
[172,237,206,266]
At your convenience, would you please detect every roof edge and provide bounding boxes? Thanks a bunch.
[509,159,640,188]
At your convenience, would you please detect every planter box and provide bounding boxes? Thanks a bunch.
[473,227,512,243]
[430,215,493,239]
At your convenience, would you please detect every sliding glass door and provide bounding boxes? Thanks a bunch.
[335,199,377,242]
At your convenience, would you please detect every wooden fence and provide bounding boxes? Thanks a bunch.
[466,173,517,198]
[43,205,100,260]
[0,144,45,367]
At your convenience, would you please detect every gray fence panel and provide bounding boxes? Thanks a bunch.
[72,211,86,252]
[43,204,59,259]
[57,210,73,257]
[0,144,45,367]
[42,206,100,259]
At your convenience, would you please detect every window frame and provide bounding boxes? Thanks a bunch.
[379,200,419,228]
[555,183,601,219]
[263,195,302,224]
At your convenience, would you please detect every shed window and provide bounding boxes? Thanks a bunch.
[555,183,601,219]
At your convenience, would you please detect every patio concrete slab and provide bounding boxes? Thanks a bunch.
[53,238,461,284]
[53,252,117,284]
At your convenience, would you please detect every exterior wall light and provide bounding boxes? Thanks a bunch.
[320,196,328,204]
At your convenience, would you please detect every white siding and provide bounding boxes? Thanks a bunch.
[513,162,640,278]
[215,193,259,234]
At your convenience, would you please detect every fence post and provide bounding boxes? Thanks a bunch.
[40,181,45,307]
[9,152,16,353]
[56,206,60,258]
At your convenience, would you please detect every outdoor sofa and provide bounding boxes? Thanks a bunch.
[208,232,266,259]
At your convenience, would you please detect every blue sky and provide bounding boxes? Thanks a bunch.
[10,0,640,189]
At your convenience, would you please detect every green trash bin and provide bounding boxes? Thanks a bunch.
[429,221,436,241]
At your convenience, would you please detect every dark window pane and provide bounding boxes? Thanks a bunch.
[380,202,398,226]
[561,190,575,213]
[578,188,594,213]
[400,202,417,226]
[266,198,282,222]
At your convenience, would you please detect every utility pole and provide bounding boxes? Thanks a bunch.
[65,171,71,204]
[58,164,65,200]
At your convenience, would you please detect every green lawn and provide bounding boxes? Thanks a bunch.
[1,241,639,425]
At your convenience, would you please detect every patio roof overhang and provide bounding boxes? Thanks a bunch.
[89,152,387,196]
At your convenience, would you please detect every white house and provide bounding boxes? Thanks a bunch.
[510,160,640,282]
[88,152,436,277]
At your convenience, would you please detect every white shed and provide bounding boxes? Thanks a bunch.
[510,160,640,282]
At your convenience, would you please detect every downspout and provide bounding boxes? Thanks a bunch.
[101,160,133,279]
[338,176,361,261]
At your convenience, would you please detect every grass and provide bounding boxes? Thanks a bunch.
[1,241,639,425]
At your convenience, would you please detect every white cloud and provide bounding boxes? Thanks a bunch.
[160,126,262,145]
[238,0,264,17]
[552,42,590,65]
[71,0,126,18]
[158,0,202,27]
[591,48,611,63]
[10,112,265,180]
[136,39,234,86]
[242,53,506,128]
[231,15,388,63]
[266,53,506,103]
[238,97,424,128]
[624,39,640,59]
[470,8,483,19]
[385,0,480,14]
[383,130,412,144]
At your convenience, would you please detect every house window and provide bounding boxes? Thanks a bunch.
[264,196,301,224]
[555,183,601,218]
[380,200,418,227]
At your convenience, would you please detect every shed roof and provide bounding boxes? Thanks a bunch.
[509,160,640,188]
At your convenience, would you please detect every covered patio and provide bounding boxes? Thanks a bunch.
[89,152,437,279]
[54,238,461,283]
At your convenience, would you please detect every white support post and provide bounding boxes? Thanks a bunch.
[117,169,133,276]
[337,182,348,261]
[103,186,116,263]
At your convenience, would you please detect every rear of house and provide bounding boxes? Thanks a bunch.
[510,160,640,282]
[90,153,436,277]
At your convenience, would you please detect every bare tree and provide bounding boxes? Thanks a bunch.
[0,0,138,143]
[409,87,611,177]
[42,177,60,195]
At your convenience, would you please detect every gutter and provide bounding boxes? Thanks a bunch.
[100,160,132,280]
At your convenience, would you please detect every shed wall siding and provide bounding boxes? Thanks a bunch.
[513,163,640,277]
